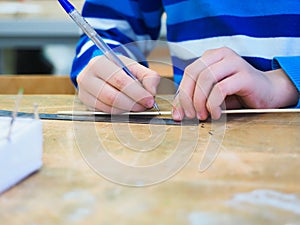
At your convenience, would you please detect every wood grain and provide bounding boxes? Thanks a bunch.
[0,94,299,225]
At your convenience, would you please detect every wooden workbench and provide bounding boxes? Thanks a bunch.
[0,95,299,224]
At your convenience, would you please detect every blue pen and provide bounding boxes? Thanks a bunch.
[58,0,160,112]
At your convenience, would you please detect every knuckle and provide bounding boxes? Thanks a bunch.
[152,71,161,82]
[184,65,193,76]
[219,46,232,53]
[202,48,215,57]
[96,86,117,106]
[113,75,128,90]
[147,68,160,77]
[214,82,226,95]
[143,70,160,83]
[201,67,212,80]
[105,92,117,105]
[219,47,238,59]
[205,46,235,58]
[184,65,197,81]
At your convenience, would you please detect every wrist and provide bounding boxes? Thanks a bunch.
[267,69,299,108]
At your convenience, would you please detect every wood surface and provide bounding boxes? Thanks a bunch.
[0,94,299,225]
[0,75,76,94]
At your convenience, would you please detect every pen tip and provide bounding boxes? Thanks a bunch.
[153,102,161,115]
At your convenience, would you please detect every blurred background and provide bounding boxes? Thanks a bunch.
[0,0,173,94]
[0,0,84,75]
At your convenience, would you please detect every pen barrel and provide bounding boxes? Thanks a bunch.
[60,0,160,112]
[69,10,110,53]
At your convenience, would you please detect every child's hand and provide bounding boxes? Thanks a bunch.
[77,55,160,113]
[172,47,298,121]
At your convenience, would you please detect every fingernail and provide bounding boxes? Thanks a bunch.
[197,112,202,120]
[146,98,154,108]
[172,107,181,121]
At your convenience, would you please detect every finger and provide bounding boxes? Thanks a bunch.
[207,72,248,119]
[78,88,124,114]
[178,59,207,118]
[171,92,185,121]
[97,79,149,112]
[79,71,146,112]
[127,61,161,96]
[193,56,240,120]
[89,56,155,109]
[178,47,233,118]
[200,47,236,65]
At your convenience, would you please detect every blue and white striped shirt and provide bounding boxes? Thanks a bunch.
[71,0,300,106]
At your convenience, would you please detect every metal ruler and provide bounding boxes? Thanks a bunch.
[0,110,199,126]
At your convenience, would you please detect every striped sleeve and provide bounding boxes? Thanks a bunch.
[163,0,300,86]
[70,0,164,86]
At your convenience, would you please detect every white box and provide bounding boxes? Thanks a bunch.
[0,116,43,194]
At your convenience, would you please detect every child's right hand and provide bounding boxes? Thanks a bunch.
[76,55,160,113]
